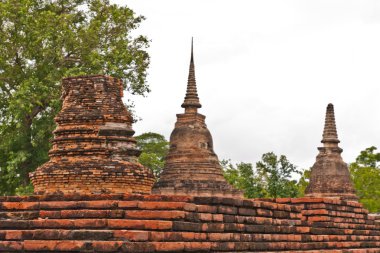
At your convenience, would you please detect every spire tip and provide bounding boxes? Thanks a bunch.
[322,103,339,145]
[190,37,194,63]
[181,38,201,112]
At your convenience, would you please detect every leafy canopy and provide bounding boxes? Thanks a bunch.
[0,0,150,195]
[222,152,302,199]
[222,160,266,198]
[349,146,380,212]
[135,132,169,179]
[256,152,301,198]
[296,169,310,197]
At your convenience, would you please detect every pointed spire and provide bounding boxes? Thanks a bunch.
[321,103,340,145]
[181,38,201,113]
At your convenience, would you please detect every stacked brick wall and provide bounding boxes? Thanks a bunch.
[0,194,379,252]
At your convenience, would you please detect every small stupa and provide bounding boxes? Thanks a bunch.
[30,75,155,194]
[305,103,357,200]
[152,40,243,197]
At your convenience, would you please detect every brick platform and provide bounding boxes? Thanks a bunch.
[0,194,379,252]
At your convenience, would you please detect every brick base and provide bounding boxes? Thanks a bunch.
[0,194,379,252]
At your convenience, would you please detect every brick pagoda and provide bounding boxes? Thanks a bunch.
[29,75,155,194]
[305,103,357,200]
[152,41,242,197]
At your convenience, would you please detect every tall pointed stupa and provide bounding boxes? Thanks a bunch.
[152,40,242,197]
[305,103,357,200]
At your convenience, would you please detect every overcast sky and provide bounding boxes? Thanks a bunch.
[115,0,380,169]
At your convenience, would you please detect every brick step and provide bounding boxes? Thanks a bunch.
[0,211,303,228]
[304,204,368,214]
[310,227,380,236]
[0,200,301,214]
[303,209,367,219]
[0,194,193,203]
[306,215,368,224]
[0,218,311,233]
[312,221,380,231]
[218,250,380,253]
[1,240,380,252]
[1,230,380,243]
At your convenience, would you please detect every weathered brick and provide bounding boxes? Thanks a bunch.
[154,242,185,252]
[113,230,149,241]
[238,207,256,216]
[0,241,23,251]
[1,202,39,210]
[138,201,187,210]
[173,221,202,232]
[24,240,87,251]
[218,206,238,215]
[125,210,185,220]
[108,220,172,230]
[91,241,123,252]
[184,242,212,252]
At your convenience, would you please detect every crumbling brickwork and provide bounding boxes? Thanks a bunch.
[29,75,155,194]
[0,194,379,252]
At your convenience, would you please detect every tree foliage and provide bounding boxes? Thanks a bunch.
[256,152,301,198]
[135,132,169,179]
[223,152,302,198]
[296,169,310,197]
[0,0,150,195]
[349,146,380,212]
[222,160,266,198]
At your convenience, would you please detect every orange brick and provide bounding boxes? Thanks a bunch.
[125,210,185,220]
[118,201,138,208]
[108,220,172,230]
[1,202,39,210]
[5,231,23,240]
[0,241,23,251]
[24,240,86,251]
[91,241,123,251]
[138,201,186,210]
[113,230,149,241]
[184,242,212,251]
[153,242,185,252]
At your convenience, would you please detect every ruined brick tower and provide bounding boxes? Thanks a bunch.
[305,103,357,200]
[30,75,155,194]
[152,41,242,197]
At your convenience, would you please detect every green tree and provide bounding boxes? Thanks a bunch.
[222,160,266,198]
[349,146,380,212]
[256,152,301,198]
[0,0,150,195]
[296,169,310,197]
[135,132,169,179]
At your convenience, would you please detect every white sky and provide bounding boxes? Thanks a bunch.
[115,0,380,169]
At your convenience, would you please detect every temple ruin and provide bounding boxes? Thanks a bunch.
[0,45,379,252]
